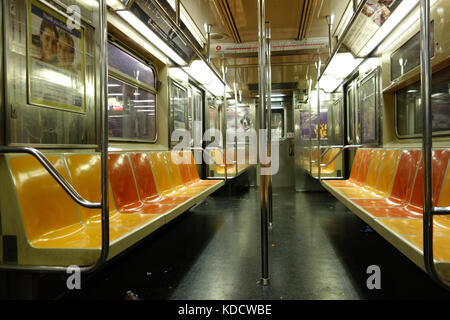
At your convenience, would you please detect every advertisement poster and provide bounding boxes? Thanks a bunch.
[344,0,402,54]
[28,0,85,112]
[310,112,328,140]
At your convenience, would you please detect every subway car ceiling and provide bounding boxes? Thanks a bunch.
[106,0,348,101]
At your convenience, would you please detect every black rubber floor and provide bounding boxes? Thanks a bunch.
[48,188,450,299]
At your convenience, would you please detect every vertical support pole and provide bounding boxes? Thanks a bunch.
[316,56,322,181]
[266,22,273,227]
[99,0,110,267]
[326,15,333,57]
[222,59,228,181]
[258,0,269,286]
[175,0,181,26]
[234,81,238,177]
[206,24,212,64]
[420,0,434,279]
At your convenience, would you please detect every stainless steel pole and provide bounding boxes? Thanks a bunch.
[421,0,433,277]
[206,24,212,64]
[266,22,273,227]
[175,0,180,25]
[234,81,238,177]
[419,0,449,289]
[98,0,110,273]
[326,16,333,57]
[258,0,269,285]
[222,60,228,181]
[316,57,322,181]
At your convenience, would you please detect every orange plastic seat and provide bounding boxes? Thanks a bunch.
[181,151,222,187]
[367,150,449,219]
[148,152,197,198]
[162,152,210,197]
[325,149,370,187]
[65,154,159,231]
[129,153,189,207]
[352,150,421,210]
[212,149,236,175]
[337,150,401,199]
[335,149,385,198]
[109,153,177,214]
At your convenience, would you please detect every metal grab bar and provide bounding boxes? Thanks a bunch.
[0,146,101,209]
[0,0,109,275]
[313,145,362,167]
[432,207,450,215]
[420,0,450,290]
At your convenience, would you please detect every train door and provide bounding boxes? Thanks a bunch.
[188,84,203,176]
[169,79,188,148]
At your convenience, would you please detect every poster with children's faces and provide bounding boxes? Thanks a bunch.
[28,0,85,112]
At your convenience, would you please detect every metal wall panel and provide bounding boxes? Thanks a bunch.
[4,0,99,147]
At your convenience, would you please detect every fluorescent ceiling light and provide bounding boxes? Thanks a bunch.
[117,10,186,66]
[166,0,206,47]
[108,11,167,64]
[183,60,217,85]
[106,0,125,10]
[359,0,419,57]
[182,59,230,98]
[320,52,363,92]
[205,77,231,98]
[319,75,342,93]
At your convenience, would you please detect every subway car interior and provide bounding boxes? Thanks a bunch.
[0,0,450,301]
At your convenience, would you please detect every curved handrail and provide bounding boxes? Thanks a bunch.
[420,0,450,290]
[311,145,361,166]
[0,147,101,209]
[319,145,362,168]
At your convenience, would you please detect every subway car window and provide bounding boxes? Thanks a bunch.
[108,43,155,88]
[107,43,157,142]
[271,108,285,139]
[107,76,156,141]
[391,22,435,81]
[359,70,379,144]
[169,80,188,147]
[396,65,450,137]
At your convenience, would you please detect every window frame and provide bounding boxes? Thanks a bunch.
[358,67,381,145]
[107,41,158,143]
[168,77,189,147]
[271,107,287,140]
[394,78,450,139]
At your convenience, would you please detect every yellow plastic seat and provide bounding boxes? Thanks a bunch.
[148,152,196,198]
[163,151,209,196]
[9,155,86,248]
[335,149,387,199]
[178,151,221,187]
